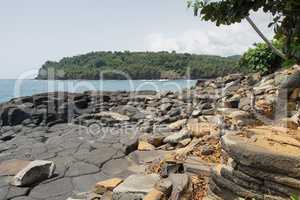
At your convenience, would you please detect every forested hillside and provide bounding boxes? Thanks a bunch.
[36,51,243,80]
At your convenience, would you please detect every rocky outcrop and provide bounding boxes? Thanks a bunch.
[2,65,300,200]
[205,66,300,200]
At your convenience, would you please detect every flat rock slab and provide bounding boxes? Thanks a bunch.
[0,159,30,176]
[163,129,190,144]
[221,126,300,177]
[65,161,99,177]
[0,186,30,200]
[112,174,160,200]
[29,177,74,199]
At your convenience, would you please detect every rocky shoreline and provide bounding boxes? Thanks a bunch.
[1,65,300,200]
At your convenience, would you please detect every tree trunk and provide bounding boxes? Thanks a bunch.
[245,16,287,60]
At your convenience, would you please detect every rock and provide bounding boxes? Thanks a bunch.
[221,127,300,177]
[96,112,130,121]
[163,129,190,144]
[65,161,99,177]
[120,135,139,155]
[146,134,165,147]
[222,98,240,109]
[187,121,216,138]
[0,159,31,176]
[191,110,201,117]
[168,173,189,199]
[94,178,123,194]
[183,156,212,177]
[201,144,215,155]
[237,164,300,190]
[168,119,187,130]
[160,103,172,113]
[130,150,165,165]
[138,141,156,151]
[29,177,73,199]
[11,160,55,186]
[160,163,183,178]
[227,110,251,121]
[167,108,181,117]
[143,189,163,200]
[211,165,263,200]
[117,105,140,117]
[224,74,243,83]
[280,69,300,89]
[219,165,261,191]
[178,138,191,148]
[155,179,173,196]
[0,186,30,200]
[112,174,160,200]
[289,88,300,100]
[1,107,31,126]
[278,118,298,130]
[223,79,240,94]
[9,107,31,125]
[67,192,101,200]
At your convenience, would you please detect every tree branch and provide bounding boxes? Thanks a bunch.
[245,16,287,60]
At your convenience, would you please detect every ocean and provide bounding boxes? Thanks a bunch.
[0,79,196,103]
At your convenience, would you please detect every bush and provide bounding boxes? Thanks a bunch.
[239,41,283,74]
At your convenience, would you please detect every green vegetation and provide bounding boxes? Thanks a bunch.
[239,37,300,74]
[239,41,283,74]
[36,51,242,80]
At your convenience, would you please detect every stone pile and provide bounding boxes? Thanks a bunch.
[202,66,300,200]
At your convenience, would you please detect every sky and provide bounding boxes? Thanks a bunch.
[0,0,275,79]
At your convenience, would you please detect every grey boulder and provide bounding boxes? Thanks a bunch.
[11,160,55,186]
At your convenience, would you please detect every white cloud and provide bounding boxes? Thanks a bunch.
[145,11,274,56]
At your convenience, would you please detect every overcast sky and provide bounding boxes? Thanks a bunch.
[0,0,274,79]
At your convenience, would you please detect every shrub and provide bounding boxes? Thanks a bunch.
[239,41,283,74]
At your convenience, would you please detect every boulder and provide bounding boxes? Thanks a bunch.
[1,107,31,126]
[143,189,163,200]
[221,127,300,177]
[168,119,187,130]
[183,156,213,177]
[168,173,189,199]
[155,179,173,196]
[178,138,191,148]
[11,160,55,186]
[163,129,190,144]
[96,112,130,121]
[211,165,263,200]
[94,178,123,194]
[145,134,165,147]
[112,174,160,200]
[191,109,201,117]
[160,103,172,113]
[238,164,300,192]
[138,141,156,151]
[187,121,217,138]
[224,74,243,84]
[280,69,300,89]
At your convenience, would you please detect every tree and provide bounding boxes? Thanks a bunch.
[187,0,300,62]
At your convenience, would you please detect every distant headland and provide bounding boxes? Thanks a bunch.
[36,51,243,80]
